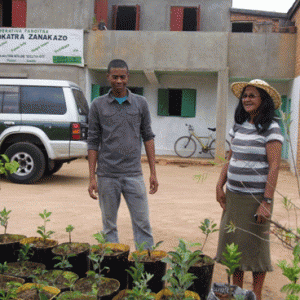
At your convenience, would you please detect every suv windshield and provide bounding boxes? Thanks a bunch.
[72,89,89,116]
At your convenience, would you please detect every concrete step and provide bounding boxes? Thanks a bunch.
[142,155,290,170]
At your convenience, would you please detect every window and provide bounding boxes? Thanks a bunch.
[232,22,253,32]
[0,0,26,27]
[72,89,89,116]
[0,86,20,113]
[158,89,196,117]
[112,5,140,30]
[0,0,11,27]
[170,6,200,31]
[91,85,143,101]
[20,86,66,115]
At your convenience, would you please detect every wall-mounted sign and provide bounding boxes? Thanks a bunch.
[0,28,84,67]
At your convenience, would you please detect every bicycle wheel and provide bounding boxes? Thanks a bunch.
[174,136,197,158]
[208,139,231,159]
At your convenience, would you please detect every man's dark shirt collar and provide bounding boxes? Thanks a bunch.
[108,88,132,104]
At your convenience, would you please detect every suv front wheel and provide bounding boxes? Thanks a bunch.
[5,142,46,184]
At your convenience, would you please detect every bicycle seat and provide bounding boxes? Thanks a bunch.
[208,127,216,132]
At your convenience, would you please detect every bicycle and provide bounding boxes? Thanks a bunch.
[174,124,231,158]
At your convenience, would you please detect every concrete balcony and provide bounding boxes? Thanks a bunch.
[85,30,296,80]
[229,32,296,80]
[85,30,229,74]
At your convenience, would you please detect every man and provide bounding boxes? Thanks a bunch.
[87,59,158,249]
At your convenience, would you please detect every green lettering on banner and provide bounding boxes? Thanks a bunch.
[53,56,82,64]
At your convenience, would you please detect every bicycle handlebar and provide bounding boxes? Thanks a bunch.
[185,123,216,132]
[185,123,194,131]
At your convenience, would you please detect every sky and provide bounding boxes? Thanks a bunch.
[232,0,296,13]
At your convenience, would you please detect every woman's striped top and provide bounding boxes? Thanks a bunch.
[227,120,284,194]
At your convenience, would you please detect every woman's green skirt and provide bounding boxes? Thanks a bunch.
[215,189,273,272]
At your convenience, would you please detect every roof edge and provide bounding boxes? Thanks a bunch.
[288,0,300,19]
[230,8,287,18]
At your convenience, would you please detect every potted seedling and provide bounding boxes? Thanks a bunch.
[209,243,255,300]
[222,243,242,299]
[52,226,90,278]
[189,219,217,300]
[128,241,166,293]
[0,281,23,300]
[0,263,24,294]
[16,282,60,300]
[19,272,60,300]
[6,243,46,281]
[74,240,120,299]
[156,239,201,300]
[20,209,58,269]
[53,244,76,271]
[57,290,97,300]
[0,261,24,294]
[113,251,155,300]
[90,232,130,290]
[0,155,22,264]
[0,207,26,264]
[32,265,79,292]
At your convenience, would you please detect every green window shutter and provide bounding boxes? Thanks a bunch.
[91,84,101,102]
[128,87,144,95]
[157,89,169,116]
[181,89,196,117]
[100,86,110,95]
[135,87,143,96]
[278,96,290,159]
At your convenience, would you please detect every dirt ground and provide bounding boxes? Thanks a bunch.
[0,157,298,299]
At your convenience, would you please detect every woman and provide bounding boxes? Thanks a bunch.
[215,79,283,300]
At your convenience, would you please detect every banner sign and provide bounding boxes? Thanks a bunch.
[0,28,84,67]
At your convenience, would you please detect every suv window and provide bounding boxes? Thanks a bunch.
[72,88,89,115]
[0,86,20,114]
[20,86,66,114]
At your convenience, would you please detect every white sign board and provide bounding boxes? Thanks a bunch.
[0,28,84,67]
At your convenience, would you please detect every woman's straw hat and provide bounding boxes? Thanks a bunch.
[231,79,281,110]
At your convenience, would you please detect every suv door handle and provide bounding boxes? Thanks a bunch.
[4,121,15,125]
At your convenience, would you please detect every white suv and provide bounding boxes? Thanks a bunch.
[0,79,89,184]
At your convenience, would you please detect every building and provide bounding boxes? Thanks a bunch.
[230,8,291,33]
[0,0,298,168]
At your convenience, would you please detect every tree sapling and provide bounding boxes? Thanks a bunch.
[66,225,74,243]
[162,239,202,299]
[221,243,242,298]
[126,252,155,300]
[0,207,11,235]
[53,244,75,271]
[199,218,218,252]
[278,243,300,299]
[37,209,55,241]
